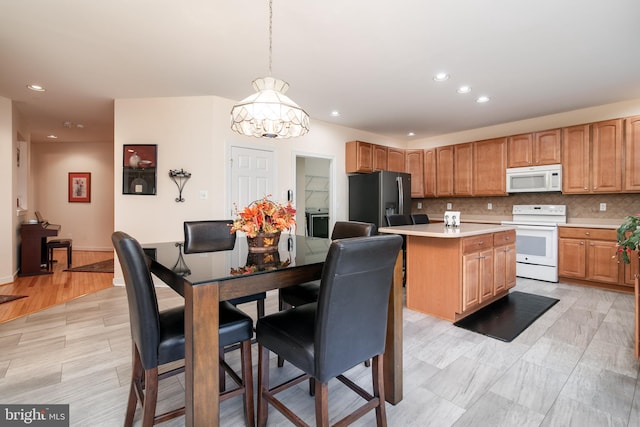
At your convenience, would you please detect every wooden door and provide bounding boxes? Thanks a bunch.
[494,243,516,294]
[591,119,623,193]
[507,133,533,167]
[405,149,424,197]
[474,137,507,195]
[387,147,406,172]
[625,116,640,191]
[587,240,619,284]
[478,248,494,303]
[562,124,590,193]
[454,143,473,196]
[534,129,562,165]
[462,252,480,311]
[423,149,436,197]
[558,238,586,278]
[436,146,454,196]
[373,144,387,171]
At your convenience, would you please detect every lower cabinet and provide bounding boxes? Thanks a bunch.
[559,227,628,290]
[494,232,517,294]
[462,248,493,311]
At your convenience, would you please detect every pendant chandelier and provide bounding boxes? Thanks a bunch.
[230,0,310,138]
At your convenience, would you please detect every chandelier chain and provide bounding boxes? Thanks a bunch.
[268,0,273,76]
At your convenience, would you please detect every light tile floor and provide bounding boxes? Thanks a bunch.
[0,278,639,426]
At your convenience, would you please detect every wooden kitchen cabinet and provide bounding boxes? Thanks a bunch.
[345,140,373,173]
[562,119,623,194]
[387,147,405,172]
[405,149,424,197]
[436,146,454,196]
[372,144,388,171]
[423,148,437,197]
[559,227,621,288]
[474,137,507,196]
[507,129,561,167]
[462,247,494,311]
[625,115,640,192]
[494,230,517,294]
[624,252,639,287]
[454,143,473,196]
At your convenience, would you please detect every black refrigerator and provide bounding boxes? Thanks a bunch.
[348,171,412,228]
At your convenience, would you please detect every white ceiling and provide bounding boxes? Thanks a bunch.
[2,0,640,144]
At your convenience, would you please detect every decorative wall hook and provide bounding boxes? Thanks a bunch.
[169,169,191,202]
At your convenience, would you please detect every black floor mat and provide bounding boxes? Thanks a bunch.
[453,291,559,342]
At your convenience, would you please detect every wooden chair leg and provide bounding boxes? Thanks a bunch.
[257,299,265,318]
[219,347,226,392]
[314,381,329,427]
[372,355,387,427]
[240,340,255,427]
[141,367,159,427]
[124,346,142,427]
[257,345,270,427]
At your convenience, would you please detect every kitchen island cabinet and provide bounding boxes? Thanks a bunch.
[379,223,516,321]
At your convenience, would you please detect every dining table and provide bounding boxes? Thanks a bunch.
[144,233,404,427]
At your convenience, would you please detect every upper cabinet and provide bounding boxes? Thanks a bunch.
[345,140,373,173]
[405,149,424,198]
[423,149,437,198]
[474,137,507,196]
[625,115,640,192]
[387,147,406,172]
[436,146,454,196]
[563,120,623,194]
[507,129,561,167]
[372,144,388,171]
[454,143,473,196]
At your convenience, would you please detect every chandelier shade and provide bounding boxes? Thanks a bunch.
[230,76,310,138]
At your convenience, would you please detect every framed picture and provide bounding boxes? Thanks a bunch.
[68,172,91,203]
[123,144,157,195]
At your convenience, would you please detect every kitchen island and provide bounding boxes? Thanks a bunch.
[379,223,517,321]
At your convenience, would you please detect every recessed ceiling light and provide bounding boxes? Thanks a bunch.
[457,86,472,94]
[27,84,45,92]
[330,110,340,117]
[46,134,58,139]
[476,96,490,103]
[433,73,449,82]
[407,132,416,137]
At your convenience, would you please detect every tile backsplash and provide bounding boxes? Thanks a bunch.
[414,193,640,222]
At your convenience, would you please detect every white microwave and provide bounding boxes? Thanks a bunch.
[506,164,562,193]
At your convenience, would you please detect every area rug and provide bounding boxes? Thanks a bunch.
[0,295,27,305]
[65,259,114,273]
[453,291,559,342]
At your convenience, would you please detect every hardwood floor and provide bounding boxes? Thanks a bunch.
[0,250,113,323]
[1,274,640,426]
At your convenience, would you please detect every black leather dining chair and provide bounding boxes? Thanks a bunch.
[183,220,266,318]
[411,213,430,224]
[385,214,412,226]
[256,234,403,427]
[112,231,255,427]
[278,221,377,309]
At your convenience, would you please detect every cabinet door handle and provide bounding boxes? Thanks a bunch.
[585,232,590,236]
[580,241,585,245]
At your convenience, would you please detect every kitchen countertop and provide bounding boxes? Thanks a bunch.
[427,216,623,230]
[379,223,515,238]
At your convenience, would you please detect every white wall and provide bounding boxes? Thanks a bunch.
[0,97,14,283]
[31,140,114,250]
[410,98,640,148]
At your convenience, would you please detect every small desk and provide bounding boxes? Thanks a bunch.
[145,234,403,427]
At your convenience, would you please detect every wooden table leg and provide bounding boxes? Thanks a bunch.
[383,250,403,404]
[185,283,221,426]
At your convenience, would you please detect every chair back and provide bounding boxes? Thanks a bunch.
[385,214,412,226]
[184,220,236,253]
[411,213,430,224]
[112,231,161,370]
[330,221,377,240]
[314,234,402,382]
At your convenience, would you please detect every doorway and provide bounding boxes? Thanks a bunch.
[295,155,332,237]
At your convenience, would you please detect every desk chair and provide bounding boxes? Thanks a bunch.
[112,231,255,427]
[256,234,403,427]
[411,213,430,224]
[184,220,266,317]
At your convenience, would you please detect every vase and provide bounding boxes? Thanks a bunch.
[247,231,281,253]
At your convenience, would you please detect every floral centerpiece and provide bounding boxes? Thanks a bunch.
[616,214,640,264]
[230,196,296,252]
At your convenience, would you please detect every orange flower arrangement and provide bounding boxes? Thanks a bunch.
[230,196,296,238]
